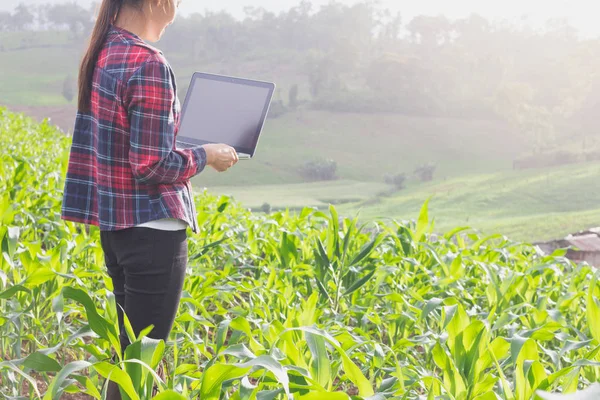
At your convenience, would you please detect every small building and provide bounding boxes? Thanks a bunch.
[535,228,600,266]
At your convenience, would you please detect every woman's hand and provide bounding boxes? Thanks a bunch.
[201,143,239,172]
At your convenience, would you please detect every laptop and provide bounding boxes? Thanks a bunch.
[176,72,276,160]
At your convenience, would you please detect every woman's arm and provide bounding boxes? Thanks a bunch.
[125,60,207,184]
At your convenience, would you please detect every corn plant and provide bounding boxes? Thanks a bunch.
[1,107,600,399]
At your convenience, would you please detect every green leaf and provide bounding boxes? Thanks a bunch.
[124,341,144,391]
[218,200,229,213]
[256,389,284,400]
[215,319,231,353]
[446,303,470,349]
[6,226,19,258]
[78,375,102,399]
[221,344,256,359]
[62,287,117,344]
[432,342,467,397]
[513,336,539,400]
[200,363,252,399]
[315,276,332,304]
[341,217,356,263]
[316,237,330,272]
[414,197,431,243]
[473,392,498,400]
[329,204,340,258]
[23,352,61,372]
[306,332,331,389]
[237,356,290,395]
[238,376,258,400]
[93,361,140,400]
[0,284,30,299]
[478,337,509,372]
[44,361,92,400]
[152,390,188,400]
[343,268,376,296]
[527,360,548,394]
[122,307,138,346]
[230,316,264,352]
[348,235,382,267]
[189,237,229,260]
[298,392,350,400]
[587,272,600,343]
[52,291,64,323]
[25,266,56,287]
[511,335,538,367]
[421,297,444,322]
[275,327,364,396]
[332,342,373,397]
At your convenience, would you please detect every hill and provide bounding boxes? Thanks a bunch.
[189,108,520,186]
[205,160,600,242]
[339,161,600,241]
[0,30,523,186]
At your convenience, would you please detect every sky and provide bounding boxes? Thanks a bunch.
[3,0,598,37]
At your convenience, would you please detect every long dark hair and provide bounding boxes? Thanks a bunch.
[78,0,124,112]
[78,0,174,112]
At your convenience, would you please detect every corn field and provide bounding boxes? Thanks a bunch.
[1,107,599,399]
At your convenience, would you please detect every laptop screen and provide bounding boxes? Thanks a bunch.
[177,73,274,154]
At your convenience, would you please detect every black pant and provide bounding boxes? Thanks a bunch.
[100,227,188,356]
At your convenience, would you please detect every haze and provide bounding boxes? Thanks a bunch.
[1,0,598,36]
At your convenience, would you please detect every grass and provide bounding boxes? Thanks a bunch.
[0,31,72,50]
[190,108,523,186]
[0,39,80,106]
[203,160,600,243]
[204,179,389,210]
[338,161,600,242]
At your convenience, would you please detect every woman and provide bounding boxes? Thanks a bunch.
[61,0,238,396]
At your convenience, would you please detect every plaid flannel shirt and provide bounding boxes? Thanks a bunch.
[61,25,206,233]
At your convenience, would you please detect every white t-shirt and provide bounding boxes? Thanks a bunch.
[135,218,188,231]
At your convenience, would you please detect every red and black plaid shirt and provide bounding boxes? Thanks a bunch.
[61,25,206,233]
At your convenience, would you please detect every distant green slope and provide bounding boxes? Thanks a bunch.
[1,32,524,186]
[206,161,600,242]
[337,161,600,241]
[205,180,389,211]
[192,109,522,185]
[0,32,79,106]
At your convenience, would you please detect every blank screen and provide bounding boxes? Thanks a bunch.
[178,77,271,149]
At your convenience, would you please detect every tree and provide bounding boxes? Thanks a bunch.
[288,84,299,109]
[494,83,556,153]
[574,78,600,149]
[377,10,402,46]
[406,15,453,48]
[454,14,491,48]
[260,202,272,214]
[45,2,93,38]
[414,164,437,182]
[299,159,338,182]
[384,173,407,189]
[0,11,12,32]
[12,3,34,31]
[306,50,331,98]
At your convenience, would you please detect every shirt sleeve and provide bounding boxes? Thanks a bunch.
[125,60,207,185]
